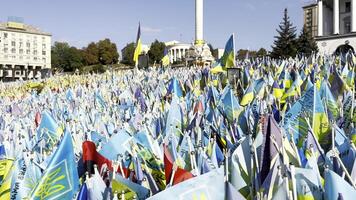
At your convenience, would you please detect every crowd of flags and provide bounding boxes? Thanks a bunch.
[1,36,356,199]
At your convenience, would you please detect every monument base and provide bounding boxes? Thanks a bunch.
[186,42,214,67]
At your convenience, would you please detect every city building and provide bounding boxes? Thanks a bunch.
[165,40,191,63]
[0,17,51,81]
[303,0,356,54]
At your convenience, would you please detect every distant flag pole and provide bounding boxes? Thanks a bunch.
[233,33,236,67]
[134,22,142,68]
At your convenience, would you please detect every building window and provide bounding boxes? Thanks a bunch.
[4,33,7,39]
[344,16,351,33]
[4,48,8,53]
[42,51,46,56]
[34,50,38,55]
[20,56,23,60]
[346,2,351,13]
[34,57,37,61]
[26,49,30,54]
[11,48,16,53]
[42,44,46,49]
[42,58,46,63]
[11,41,15,46]
[19,49,23,54]
[26,42,30,48]
[19,42,23,48]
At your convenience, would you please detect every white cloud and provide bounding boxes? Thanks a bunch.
[141,26,162,33]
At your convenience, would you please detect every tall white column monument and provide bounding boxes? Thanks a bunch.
[352,0,356,32]
[334,0,340,34]
[187,0,214,67]
[195,0,204,44]
[318,0,323,36]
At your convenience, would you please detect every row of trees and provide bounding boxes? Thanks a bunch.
[52,9,316,72]
[121,40,166,66]
[51,39,119,72]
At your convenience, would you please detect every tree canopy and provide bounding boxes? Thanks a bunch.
[148,40,166,65]
[271,8,298,59]
[121,43,136,66]
[51,42,83,72]
[297,26,318,57]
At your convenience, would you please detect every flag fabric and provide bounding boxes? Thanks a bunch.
[163,145,193,186]
[161,48,170,67]
[148,168,225,200]
[260,115,282,184]
[37,110,63,147]
[220,34,235,70]
[134,23,142,67]
[1,52,356,199]
[77,183,88,200]
[30,131,79,200]
[324,169,356,200]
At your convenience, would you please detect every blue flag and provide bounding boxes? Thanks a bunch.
[30,130,79,200]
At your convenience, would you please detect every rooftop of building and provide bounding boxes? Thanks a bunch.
[302,0,317,9]
[165,40,191,47]
[0,21,51,36]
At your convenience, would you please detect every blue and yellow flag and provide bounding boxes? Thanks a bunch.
[220,34,235,70]
[312,86,330,145]
[133,23,142,67]
[161,48,170,67]
[272,81,283,99]
[30,130,79,200]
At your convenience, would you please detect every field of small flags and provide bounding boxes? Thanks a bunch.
[0,52,356,200]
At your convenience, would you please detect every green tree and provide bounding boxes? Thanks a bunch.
[297,26,318,57]
[51,42,83,72]
[121,43,136,66]
[148,40,166,64]
[82,42,99,66]
[271,8,298,59]
[237,49,249,60]
[97,39,119,65]
[257,48,268,57]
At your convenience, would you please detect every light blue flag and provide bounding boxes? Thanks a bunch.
[230,137,251,196]
[148,167,225,200]
[10,158,42,200]
[66,89,74,102]
[294,167,322,200]
[115,173,150,200]
[164,95,183,139]
[282,86,314,145]
[271,179,289,200]
[99,130,131,161]
[30,130,79,200]
[37,110,62,146]
[168,78,183,98]
[324,169,356,200]
[219,86,240,123]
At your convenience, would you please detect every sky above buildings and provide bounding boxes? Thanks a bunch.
[0,0,314,51]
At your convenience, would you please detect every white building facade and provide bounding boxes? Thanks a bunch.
[306,0,356,54]
[0,19,51,81]
[165,41,191,63]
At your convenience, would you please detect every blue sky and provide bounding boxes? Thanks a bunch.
[0,0,313,51]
